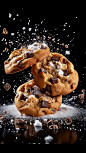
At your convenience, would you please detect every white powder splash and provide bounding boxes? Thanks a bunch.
[0,103,83,120]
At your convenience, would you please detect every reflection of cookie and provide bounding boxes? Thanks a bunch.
[31,52,79,96]
[14,80,62,117]
[4,42,50,74]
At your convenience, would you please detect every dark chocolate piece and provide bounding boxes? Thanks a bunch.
[79,94,85,104]
[63,58,68,64]
[38,68,47,74]
[44,84,52,94]
[49,77,58,84]
[51,56,60,61]
[71,83,75,89]
[41,100,48,108]
[63,70,69,76]
[20,94,27,101]
[40,44,47,49]
[25,52,34,59]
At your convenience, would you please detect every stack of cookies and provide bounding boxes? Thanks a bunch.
[4,42,79,117]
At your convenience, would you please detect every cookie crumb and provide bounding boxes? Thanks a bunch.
[2,28,8,34]
[62,43,64,46]
[5,47,9,52]
[4,111,7,114]
[65,117,72,125]
[0,115,5,122]
[65,44,68,48]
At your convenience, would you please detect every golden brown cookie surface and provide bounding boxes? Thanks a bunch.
[14,80,62,117]
[31,53,79,96]
[4,42,50,74]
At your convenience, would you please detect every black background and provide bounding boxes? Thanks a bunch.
[0,3,86,144]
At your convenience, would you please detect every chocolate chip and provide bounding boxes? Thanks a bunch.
[31,86,37,93]
[41,100,49,108]
[43,84,52,94]
[38,68,47,74]
[25,52,34,59]
[71,83,75,89]
[49,77,58,84]
[20,94,27,101]
[51,55,60,61]
[40,44,47,49]
[63,70,69,76]
[63,58,68,64]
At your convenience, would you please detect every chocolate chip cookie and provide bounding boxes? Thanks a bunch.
[31,52,79,96]
[4,42,50,74]
[14,80,62,116]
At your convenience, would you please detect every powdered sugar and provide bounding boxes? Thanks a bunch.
[0,103,84,119]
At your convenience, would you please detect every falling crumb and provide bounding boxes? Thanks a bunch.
[2,28,8,34]
[5,47,9,52]
[3,83,11,91]
[4,111,7,114]
[57,48,59,50]
[65,44,68,48]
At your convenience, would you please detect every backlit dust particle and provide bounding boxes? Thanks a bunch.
[2,28,8,34]
[3,83,11,91]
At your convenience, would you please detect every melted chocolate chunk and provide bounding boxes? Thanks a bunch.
[51,56,60,61]
[20,94,27,101]
[63,58,68,64]
[50,77,58,84]
[43,84,52,94]
[63,70,69,76]
[25,52,34,59]
[38,68,47,74]
[41,100,48,108]
[40,44,47,49]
